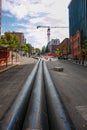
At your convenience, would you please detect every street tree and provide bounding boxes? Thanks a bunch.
[4,32,19,49]
[41,46,46,54]
[81,39,87,64]
[26,43,33,55]
[35,48,40,55]
[21,43,28,52]
[4,32,19,64]
[82,40,87,55]
[55,48,60,55]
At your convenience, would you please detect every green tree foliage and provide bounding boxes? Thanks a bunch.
[55,48,60,55]
[12,35,19,49]
[0,32,19,64]
[82,40,87,55]
[21,43,34,56]
[41,46,46,54]
[35,48,40,55]
[26,43,33,54]
[0,32,34,55]
[21,43,28,52]
[0,36,7,47]
[3,32,19,49]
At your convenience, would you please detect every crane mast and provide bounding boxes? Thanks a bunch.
[47,27,50,43]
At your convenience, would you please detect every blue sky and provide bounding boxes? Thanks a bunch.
[2,0,71,49]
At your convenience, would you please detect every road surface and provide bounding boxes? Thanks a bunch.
[0,57,37,122]
[46,59,87,130]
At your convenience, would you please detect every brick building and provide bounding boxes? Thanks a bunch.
[58,38,69,57]
[68,0,87,59]
[11,32,26,45]
[70,31,82,59]
[68,0,87,40]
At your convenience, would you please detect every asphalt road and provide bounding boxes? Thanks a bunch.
[0,57,87,130]
[0,57,37,122]
[46,59,87,130]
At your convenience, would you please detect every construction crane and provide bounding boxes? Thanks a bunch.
[37,25,68,44]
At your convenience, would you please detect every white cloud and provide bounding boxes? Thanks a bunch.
[2,0,71,49]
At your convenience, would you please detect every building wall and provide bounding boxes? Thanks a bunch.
[50,45,59,53]
[0,48,10,65]
[11,32,26,44]
[49,38,60,53]
[61,38,69,55]
[70,31,82,59]
[50,39,60,45]
[57,38,69,56]
[68,0,87,41]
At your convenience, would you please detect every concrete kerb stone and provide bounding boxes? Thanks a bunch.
[0,63,20,74]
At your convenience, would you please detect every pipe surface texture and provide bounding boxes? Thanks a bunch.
[43,61,71,130]
[1,60,40,130]
[23,60,49,130]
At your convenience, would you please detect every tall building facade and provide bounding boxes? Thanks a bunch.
[68,0,87,59]
[69,0,87,41]
[49,39,60,53]
[50,39,60,45]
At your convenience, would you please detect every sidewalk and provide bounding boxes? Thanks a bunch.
[71,59,87,66]
[0,62,20,73]
[0,57,38,73]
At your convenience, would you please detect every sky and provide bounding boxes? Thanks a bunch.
[2,0,71,49]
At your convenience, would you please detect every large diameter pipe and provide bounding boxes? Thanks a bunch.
[23,60,49,130]
[43,61,71,130]
[1,60,40,130]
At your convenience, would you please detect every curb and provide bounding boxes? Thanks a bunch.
[0,63,20,74]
